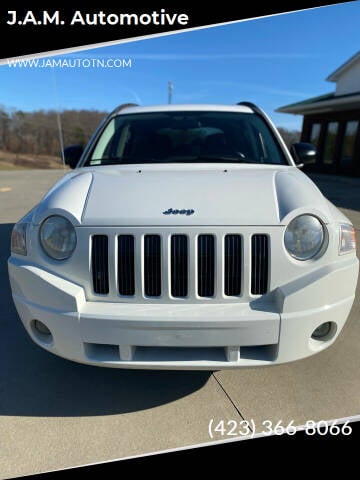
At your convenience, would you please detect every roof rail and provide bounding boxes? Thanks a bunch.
[109,102,139,117]
[236,101,264,116]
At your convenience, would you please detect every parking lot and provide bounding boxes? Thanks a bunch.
[1,169,360,478]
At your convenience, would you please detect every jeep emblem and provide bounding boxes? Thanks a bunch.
[163,208,195,216]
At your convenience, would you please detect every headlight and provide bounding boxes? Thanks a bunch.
[284,214,325,260]
[339,224,356,255]
[39,215,76,260]
[11,222,27,255]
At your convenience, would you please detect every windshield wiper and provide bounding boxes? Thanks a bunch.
[89,156,160,165]
[88,154,256,166]
[191,154,252,163]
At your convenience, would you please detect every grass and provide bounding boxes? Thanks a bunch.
[0,150,64,170]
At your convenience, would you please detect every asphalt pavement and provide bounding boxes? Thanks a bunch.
[0,169,359,478]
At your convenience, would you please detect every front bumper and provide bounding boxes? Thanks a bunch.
[8,256,358,369]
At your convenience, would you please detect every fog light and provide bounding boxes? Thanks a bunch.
[31,319,53,345]
[311,322,332,340]
[34,320,51,335]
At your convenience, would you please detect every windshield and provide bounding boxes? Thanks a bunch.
[84,111,288,166]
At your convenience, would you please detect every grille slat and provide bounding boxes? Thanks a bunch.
[92,235,109,294]
[118,235,135,296]
[144,235,161,297]
[171,235,188,297]
[224,234,242,296]
[251,235,269,295]
[198,235,215,297]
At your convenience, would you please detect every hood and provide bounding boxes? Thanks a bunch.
[32,164,334,226]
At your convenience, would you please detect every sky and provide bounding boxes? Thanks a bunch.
[1,2,360,130]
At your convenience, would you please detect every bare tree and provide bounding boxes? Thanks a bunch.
[277,127,301,148]
[0,107,108,157]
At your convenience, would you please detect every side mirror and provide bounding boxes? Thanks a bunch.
[63,145,84,169]
[290,142,316,168]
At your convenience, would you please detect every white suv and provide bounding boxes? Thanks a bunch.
[8,103,359,369]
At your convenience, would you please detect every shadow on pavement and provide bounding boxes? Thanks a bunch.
[0,223,210,417]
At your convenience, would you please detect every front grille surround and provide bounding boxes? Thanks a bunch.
[89,228,271,303]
